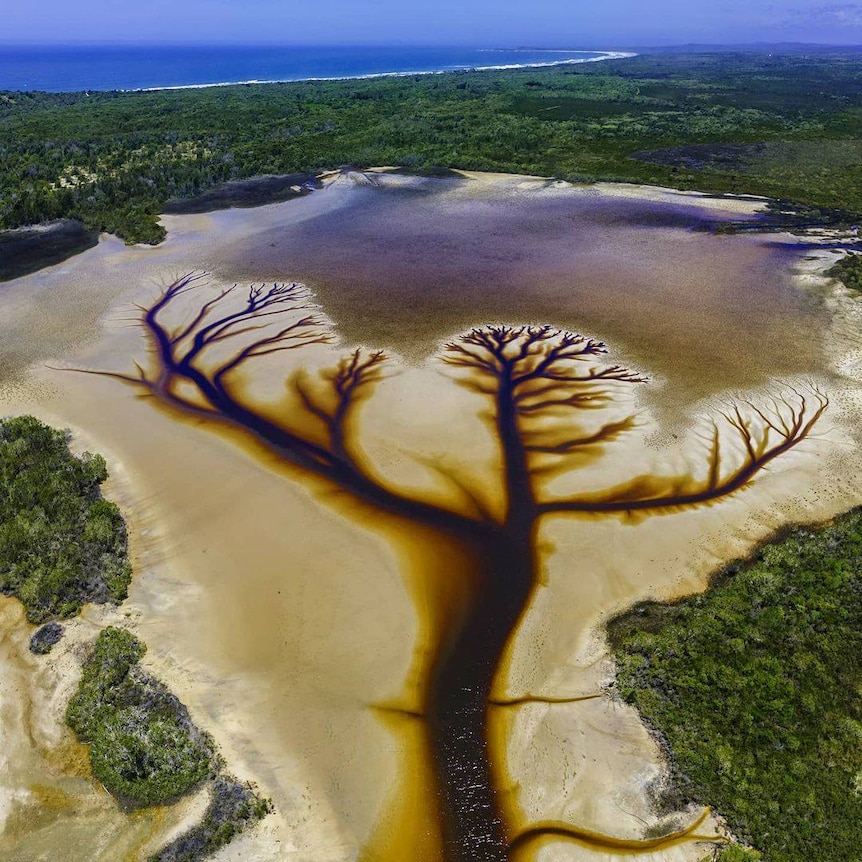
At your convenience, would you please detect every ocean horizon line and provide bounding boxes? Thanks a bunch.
[0,45,635,94]
[0,42,625,49]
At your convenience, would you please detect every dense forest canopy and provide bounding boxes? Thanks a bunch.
[2,50,862,243]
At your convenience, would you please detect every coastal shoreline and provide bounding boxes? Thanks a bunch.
[131,51,637,92]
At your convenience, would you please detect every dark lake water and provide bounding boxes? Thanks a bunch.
[209,176,823,400]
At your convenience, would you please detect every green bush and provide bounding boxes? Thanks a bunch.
[0,415,131,622]
[67,627,217,807]
[610,509,862,862]
[713,848,762,862]
[829,252,862,292]
[150,776,273,862]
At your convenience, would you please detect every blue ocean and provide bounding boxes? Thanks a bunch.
[0,45,627,93]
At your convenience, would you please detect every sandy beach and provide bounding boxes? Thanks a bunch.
[1,171,861,861]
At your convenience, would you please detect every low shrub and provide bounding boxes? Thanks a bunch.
[67,627,217,806]
[0,415,131,623]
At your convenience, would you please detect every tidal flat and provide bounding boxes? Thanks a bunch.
[1,171,861,861]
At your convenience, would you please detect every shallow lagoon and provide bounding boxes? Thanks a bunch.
[0,173,860,861]
[213,175,825,396]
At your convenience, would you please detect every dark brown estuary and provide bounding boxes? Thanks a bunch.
[87,273,826,861]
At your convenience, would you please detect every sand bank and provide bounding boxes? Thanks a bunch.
[0,172,860,860]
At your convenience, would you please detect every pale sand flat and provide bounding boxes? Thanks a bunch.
[0,172,860,861]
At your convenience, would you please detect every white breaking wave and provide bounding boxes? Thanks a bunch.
[132,51,637,93]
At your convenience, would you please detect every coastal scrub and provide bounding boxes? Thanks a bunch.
[610,509,862,862]
[3,51,862,247]
[67,626,217,806]
[829,252,862,292]
[0,415,131,623]
[150,775,273,862]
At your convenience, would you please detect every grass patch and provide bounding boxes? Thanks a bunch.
[710,849,762,862]
[67,627,218,807]
[0,415,131,623]
[609,508,862,862]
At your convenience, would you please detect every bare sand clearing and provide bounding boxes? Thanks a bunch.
[0,172,861,861]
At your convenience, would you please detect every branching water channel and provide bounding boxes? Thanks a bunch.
[83,273,826,861]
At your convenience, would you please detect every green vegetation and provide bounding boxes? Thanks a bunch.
[67,626,217,806]
[150,776,273,862]
[29,621,64,654]
[829,252,862,292]
[2,50,862,243]
[610,509,862,862]
[709,849,762,862]
[0,415,131,623]
[67,626,272,850]
[0,413,268,851]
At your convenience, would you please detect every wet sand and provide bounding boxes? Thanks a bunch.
[0,172,861,861]
[210,172,822,403]
[0,220,99,283]
[162,173,317,215]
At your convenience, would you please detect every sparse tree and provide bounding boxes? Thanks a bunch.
[86,273,827,862]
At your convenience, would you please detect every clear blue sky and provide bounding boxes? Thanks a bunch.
[2,1,860,47]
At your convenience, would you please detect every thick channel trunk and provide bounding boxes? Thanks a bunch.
[422,365,540,861]
[427,528,535,862]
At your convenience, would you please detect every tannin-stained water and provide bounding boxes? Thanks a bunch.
[211,175,825,401]
[0,173,860,862]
